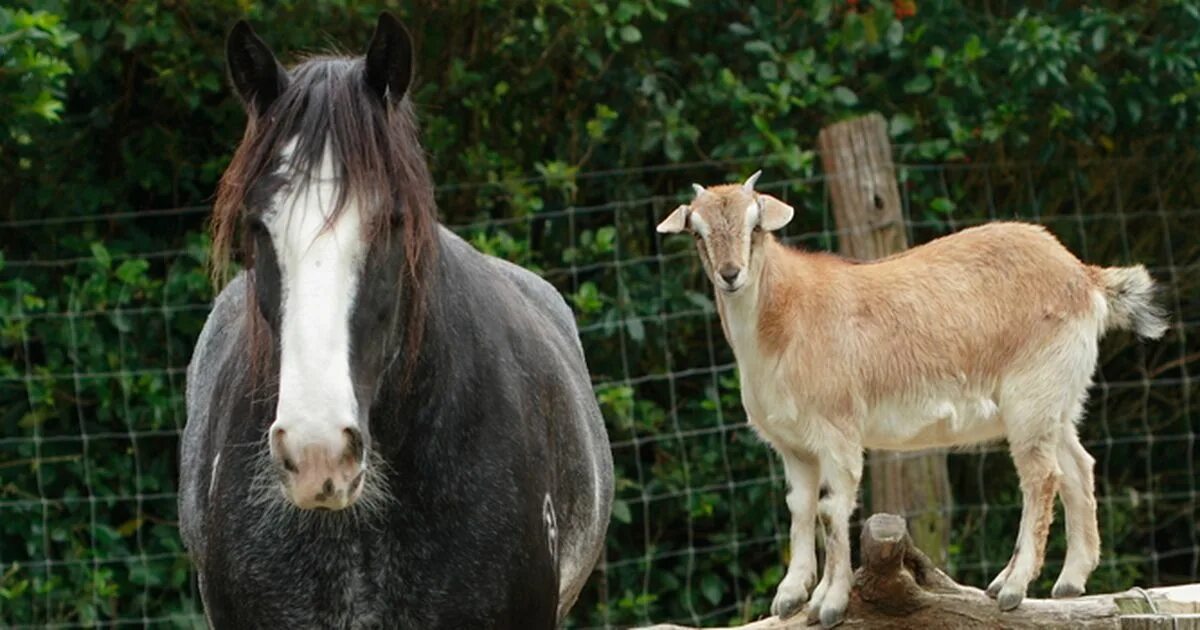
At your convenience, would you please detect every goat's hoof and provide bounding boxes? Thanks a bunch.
[819,604,846,629]
[997,587,1025,611]
[1052,581,1085,599]
[771,589,808,620]
[985,577,1004,599]
[806,604,822,626]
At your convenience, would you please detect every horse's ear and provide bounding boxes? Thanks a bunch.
[365,12,414,104]
[226,20,287,115]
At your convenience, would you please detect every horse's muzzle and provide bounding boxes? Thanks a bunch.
[269,425,366,510]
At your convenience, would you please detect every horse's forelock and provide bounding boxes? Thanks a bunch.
[211,55,438,385]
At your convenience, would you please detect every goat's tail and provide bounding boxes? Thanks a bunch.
[1095,265,1169,339]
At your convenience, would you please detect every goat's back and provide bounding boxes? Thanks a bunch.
[758,222,1105,408]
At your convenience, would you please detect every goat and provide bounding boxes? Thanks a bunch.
[656,171,1167,628]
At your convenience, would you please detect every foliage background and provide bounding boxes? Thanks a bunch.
[1,0,1197,626]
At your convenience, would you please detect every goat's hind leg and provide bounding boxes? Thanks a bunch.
[1052,422,1100,598]
[992,430,1062,611]
[771,449,820,619]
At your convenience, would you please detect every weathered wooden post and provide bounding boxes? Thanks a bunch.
[641,514,1200,628]
[816,113,952,564]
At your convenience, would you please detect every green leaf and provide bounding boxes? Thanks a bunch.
[925,46,946,69]
[903,74,932,94]
[614,1,641,23]
[115,259,148,285]
[886,20,904,47]
[619,25,641,43]
[626,316,645,342]
[930,197,956,214]
[110,311,132,333]
[612,500,632,524]
[116,518,143,537]
[758,61,779,81]
[831,86,858,106]
[90,242,111,269]
[115,23,138,50]
[812,0,833,23]
[1127,99,1142,123]
[889,113,915,137]
[744,40,774,55]
[963,35,984,62]
[701,573,723,605]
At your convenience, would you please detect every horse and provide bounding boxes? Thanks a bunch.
[178,14,614,628]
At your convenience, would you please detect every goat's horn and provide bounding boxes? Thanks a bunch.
[743,170,762,191]
[692,183,706,196]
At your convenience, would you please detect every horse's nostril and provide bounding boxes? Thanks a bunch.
[343,426,365,463]
[271,427,299,472]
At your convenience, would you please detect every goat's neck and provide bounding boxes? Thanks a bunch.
[715,242,778,365]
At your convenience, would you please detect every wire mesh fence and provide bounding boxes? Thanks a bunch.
[0,151,1196,628]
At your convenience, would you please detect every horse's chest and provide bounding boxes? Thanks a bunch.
[245,536,388,628]
[320,549,383,629]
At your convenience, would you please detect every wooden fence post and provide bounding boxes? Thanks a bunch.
[816,113,952,565]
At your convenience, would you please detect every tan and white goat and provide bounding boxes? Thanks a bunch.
[657,172,1167,627]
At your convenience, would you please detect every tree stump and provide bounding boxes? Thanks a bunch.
[639,513,1200,629]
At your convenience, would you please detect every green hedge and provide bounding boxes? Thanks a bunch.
[2,1,1198,626]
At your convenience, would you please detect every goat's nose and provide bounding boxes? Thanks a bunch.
[719,265,741,285]
[269,423,366,510]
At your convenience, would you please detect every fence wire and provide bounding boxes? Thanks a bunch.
[0,154,1196,628]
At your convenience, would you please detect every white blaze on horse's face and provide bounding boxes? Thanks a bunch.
[266,138,368,511]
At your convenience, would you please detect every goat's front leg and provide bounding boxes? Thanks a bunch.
[770,449,820,619]
[805,441,863,628]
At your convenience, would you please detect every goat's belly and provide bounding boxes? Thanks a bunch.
[862,395,1005,451]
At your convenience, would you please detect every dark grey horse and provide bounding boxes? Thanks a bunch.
[178,14,613,629]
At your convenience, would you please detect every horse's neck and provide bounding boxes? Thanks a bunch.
[379,230,469,406]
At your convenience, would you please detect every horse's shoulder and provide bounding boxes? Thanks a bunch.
[493,258,575,326]
[180,272,250,563]
[438,227,578,332]
[186,273,248,406]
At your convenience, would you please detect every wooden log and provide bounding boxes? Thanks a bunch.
[637,514,1200,630]
[817,113,952,563]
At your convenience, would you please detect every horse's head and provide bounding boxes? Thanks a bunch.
[215,14,435,511]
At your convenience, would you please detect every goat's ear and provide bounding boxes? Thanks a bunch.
[656,205,690,233]
[365,12,415,104]
[757,194,794,231]
[227,20,287,115]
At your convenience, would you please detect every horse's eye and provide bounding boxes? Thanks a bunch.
[247,217,268,237]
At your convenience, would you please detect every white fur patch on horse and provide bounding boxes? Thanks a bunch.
[543,492,559,562]
[209,452,221,500]
[269,138,366,450]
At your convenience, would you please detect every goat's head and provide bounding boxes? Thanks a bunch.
[656,171,794,294]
